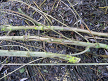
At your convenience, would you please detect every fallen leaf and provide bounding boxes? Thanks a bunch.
[19,68,25,73]
[80,24,84,29]
[20,78,28,81]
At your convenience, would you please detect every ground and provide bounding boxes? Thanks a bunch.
[0,0,108,81]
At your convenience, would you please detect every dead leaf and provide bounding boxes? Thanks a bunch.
[80,24,84,29]
[20,78,28,81]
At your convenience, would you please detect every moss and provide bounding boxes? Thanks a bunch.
[66,55,79,63]
[38,24,41,26]
[41,27,43,30]
[10,29,12,31]
[1,28,5,31]
[87,42,89,44]
[105,45,108,49]
[34,27,37,30]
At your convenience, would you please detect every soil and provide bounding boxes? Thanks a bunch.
[0,0,108,81]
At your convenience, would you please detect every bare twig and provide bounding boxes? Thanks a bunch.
[1,25,108,37]
[0,50,81,63]
[0,36,107,49]
[2,63,108,66]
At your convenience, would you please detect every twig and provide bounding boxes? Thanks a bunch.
[0,50,81,63]
[2,63,108,66]
[70,46,90,55]
[1,25,108,37]
[0,36,107,49]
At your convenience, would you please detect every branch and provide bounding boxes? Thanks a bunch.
[0,36,108,49]
[0,50,80,63]
[1,25,108,37]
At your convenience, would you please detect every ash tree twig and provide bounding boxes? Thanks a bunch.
[0,50,81,63]
[0,36,107,49]
[1,25,108,37]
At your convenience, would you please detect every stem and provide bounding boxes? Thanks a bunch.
[0,50,80,63]
[1,25,108,37]
[2,63,108,66]
[0,36,107,49]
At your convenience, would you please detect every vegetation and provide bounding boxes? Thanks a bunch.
[0,0,108,80]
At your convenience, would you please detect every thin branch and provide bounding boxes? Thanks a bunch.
[2,63,108,66]
[0,50,81,63]
[0,36,107,49]
[1,25,108,37]
[70,46,90,55]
